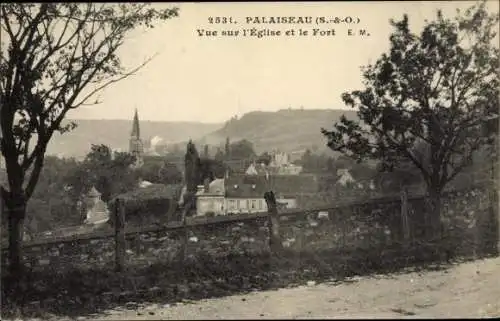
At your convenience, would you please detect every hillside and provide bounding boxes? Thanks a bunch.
[44,109,359,158]
[196,109,358,154]
[46,119,221,158]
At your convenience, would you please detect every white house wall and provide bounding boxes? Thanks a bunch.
[225,198,267,214]
[196,195,298,216]
[277,198,297,208]
[196,196,225,216]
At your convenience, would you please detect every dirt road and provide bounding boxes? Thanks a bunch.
[74,257,499,320]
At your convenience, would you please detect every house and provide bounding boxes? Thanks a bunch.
[270,151,290,167]
[245,163,259,175]
[276,163,303,175]
[245,151,303,176]
[195,178,226,216]
[245,162,273,176]
[195,174,318,216]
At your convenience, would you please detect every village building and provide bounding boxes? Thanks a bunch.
[195,174,318,216]
[245,150,303,176]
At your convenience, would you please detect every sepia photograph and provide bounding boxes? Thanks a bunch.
[0,1,499,319]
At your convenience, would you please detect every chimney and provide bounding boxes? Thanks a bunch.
[204,178,210,193]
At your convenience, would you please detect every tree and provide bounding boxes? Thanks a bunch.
[68,144,137,203]
[300,149,335,174]
[321,2,499,239]
[199,157,229,182]
[184,140,200,198]
[0,3,178,280]
[230,139,256,161]
[224,137,230,160]
[214,147,224,163]
[20,156,81,234]
[203,144,209,158]
[158,161,183,185]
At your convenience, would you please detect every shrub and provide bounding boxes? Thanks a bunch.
[109,184,183,225]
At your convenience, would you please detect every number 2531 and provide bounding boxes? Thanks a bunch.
[208,17,235,24]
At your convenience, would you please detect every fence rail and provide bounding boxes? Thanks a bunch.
[1,183,496,274]
[1,183,492,251]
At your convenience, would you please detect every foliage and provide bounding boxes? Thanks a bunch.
[64,144,137,205]
[214,148,224,162]
[184,140,200,194]
[110,183,182,225]
[28,156,82,230]
[199,157,230,182]
[300,149,336,174]
[224,137,230,159]
[138,160,183,185]
[203,144,209,158]
[159,161,183,185]
[322,2,499,198]
[229,139,256,161]
[1,156,82,234]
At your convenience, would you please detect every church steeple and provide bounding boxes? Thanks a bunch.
[131,108,140,138]
[129,108,144,168]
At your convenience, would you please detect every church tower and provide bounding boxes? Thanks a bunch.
[129,108,144,167]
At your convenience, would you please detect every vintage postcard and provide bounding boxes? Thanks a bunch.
[1,1,499,319]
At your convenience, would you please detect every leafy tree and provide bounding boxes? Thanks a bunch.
[110,183,182,226]
[229,139,256,161]
[0,3,178,279]
[18,156,81,235]
[68,144,137,203]
[203,144,209,158]
[138,160,163,184]
[321,2,499,238]
[158,161,183,185]
[199,158,230,182]
[184,140,200,198]
[214,147,225,163]
[300,149,336,174]
[224,137,230,160]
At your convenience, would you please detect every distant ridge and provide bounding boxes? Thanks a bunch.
[47,119,221,158]
[194,108,358,154]
[45,109,358,158]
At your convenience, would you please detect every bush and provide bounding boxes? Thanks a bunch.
[110,184,183,225]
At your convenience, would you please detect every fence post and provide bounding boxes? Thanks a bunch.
[115,198,126,272]
[180,205,189,262]
[264,191,283,255]
[400,186,410,245]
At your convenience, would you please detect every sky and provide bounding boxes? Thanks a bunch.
[68,1,499,123]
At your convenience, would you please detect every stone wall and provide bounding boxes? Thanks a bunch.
[1,184,496,272]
